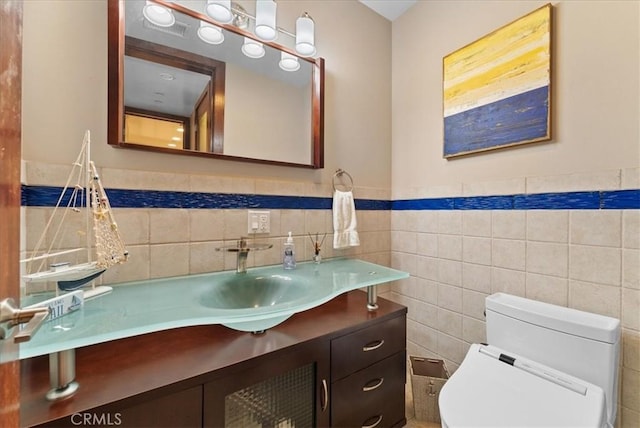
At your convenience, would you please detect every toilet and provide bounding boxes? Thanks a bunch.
[439,293,621,427]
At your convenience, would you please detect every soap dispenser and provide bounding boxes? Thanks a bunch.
[283,232,296,270]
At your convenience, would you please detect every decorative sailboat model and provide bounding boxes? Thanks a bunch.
[22,130,128,299]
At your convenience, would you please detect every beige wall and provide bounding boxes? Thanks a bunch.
[389,1,639,426]
[21,0,392,189]
[392,0,639,193]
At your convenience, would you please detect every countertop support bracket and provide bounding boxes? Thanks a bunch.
[46,349,79,401]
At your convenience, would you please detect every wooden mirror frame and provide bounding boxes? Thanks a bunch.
[107,0,324,169]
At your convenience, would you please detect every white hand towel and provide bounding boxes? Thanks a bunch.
[333,189,360,249]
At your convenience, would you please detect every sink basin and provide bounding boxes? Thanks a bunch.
[199,274,311,310]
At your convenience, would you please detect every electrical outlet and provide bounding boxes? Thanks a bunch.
[248,210,270,234]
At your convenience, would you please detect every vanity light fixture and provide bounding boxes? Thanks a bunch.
[205,0,233,24]
[279,52,300,72]
[241,37,265,59]
[142,0,175,27]
[295,12,316,57]
[200,1,317,58]
[254,0,277,41]
[197,21,224,44]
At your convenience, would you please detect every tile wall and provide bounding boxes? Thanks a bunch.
[21,161,639,426]
[389,168,640,428]
[21,161,391,291]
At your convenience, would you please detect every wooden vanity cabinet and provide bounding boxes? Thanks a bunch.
[22,291,407,428]
[330,315,407,428]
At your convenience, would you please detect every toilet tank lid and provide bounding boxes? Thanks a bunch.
[486,293,620,344]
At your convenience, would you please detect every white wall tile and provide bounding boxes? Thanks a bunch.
[149,243,189,279]
[569,245,621,286]
[190,174,254,194]
[462,289,487,321]
[416,233,438,257]
[392,230,417,253]
[190,241,224,274]
[438,283,462,313]
[492,210,526,240]
[622,288,640,331]
[462,316,486,345]
[437,332,464,364]
[438,259,462,286]
[462,211,491,237]
[571,210,622,247]
[525,272,568,306]
[526,170,620,193]
[492,239,526,270]
[623,249,640,289]
[437,308,462,339]
[438,234,462,260]
[462,263,491,294]
[416,256,439,281]
[416,211,439,233]
[621,366,640,412]
[463,177,525,196]
[623,331,640,371]
[491,267,526,297]
[527,210,569,243]
[569,280,621,318]
[149,209,189,244]
[438,211,462,235]
[623,210,640,249]
[462,236,492,265]
[189,209,224,242]
[527,241,568,277]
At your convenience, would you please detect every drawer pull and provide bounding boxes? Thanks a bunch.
[362,339,384,352]
[362,377,384,392]
[362,414,383,428]
[321,379,328,412]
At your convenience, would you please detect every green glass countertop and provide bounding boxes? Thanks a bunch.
[19,258,408,359]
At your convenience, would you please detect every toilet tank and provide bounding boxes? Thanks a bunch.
[485,293,621,427]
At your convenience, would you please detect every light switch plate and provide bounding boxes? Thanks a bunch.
[248,210,270,234]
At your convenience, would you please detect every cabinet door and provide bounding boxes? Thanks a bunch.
[38,386,203,428]
[203,339,330,428]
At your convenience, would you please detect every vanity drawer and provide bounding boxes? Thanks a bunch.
[331,315,406,381]
[331,351,406,428]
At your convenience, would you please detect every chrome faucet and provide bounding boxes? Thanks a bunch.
[235,237,250,274]
[215,237,273,274]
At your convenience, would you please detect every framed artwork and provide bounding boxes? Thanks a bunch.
[443,4,552,158]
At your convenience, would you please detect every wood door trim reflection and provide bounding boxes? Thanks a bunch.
[0,1,23,426]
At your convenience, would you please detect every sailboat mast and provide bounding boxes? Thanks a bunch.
[85,130,92,264]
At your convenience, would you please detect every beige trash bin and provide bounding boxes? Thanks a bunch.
[410,356,450,423]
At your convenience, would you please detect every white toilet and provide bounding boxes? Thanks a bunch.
[439,293,621,427]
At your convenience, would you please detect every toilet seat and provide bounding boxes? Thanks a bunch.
[439,344,607,427]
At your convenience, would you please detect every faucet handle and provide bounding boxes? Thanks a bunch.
[0,298,49,343]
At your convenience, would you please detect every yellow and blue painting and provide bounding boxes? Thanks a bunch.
[443,4,551,158]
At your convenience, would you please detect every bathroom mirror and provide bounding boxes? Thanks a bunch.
[108,0,324,168]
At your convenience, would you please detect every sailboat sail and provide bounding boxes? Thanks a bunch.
[23,131,128,293]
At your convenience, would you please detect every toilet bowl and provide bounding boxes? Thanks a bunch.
[438,293,620,428]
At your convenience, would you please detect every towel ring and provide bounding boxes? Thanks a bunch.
[332,169,354,192]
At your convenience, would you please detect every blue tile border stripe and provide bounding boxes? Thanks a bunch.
[21,185,639,211]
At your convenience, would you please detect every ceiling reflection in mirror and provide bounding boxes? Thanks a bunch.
[110,0,324,168]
